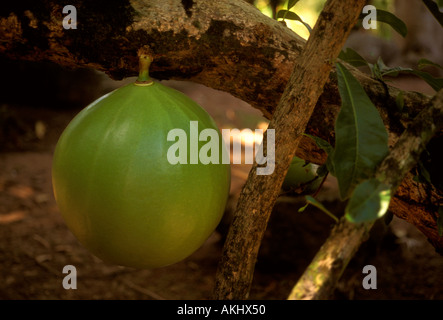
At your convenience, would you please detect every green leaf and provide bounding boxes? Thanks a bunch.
[276,10,312,33]
[276,9,290,20]
[276,9,289,21]
[371,57,443,92]
[345,178,392,223]
[333,62,389,200]
[304,133,335,176]
[372,57,404,78]
[298,202,309,213]
[375,56,390,72]
[287,0,300,10]
[359,9,408,37]
[304,196,338,222]
[418,58,443,70]
[316,164,329,177]
[304,134,333,155]
[325,152,336,177]
[376,9,408,37]
[339,48,369,68]
[406,70,443,92]
[380,66,412,78]
[370,61,382,80]
[382,69,443,92]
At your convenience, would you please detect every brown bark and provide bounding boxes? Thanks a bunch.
[0,1,441,251]
[213,0,368,299]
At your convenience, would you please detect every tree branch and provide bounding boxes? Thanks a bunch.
[288,88,443,300]
[1,0,441,251]
[213,0,367,300]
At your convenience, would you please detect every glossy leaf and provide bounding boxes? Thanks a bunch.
[276,10,312,33]
[304,134,333,155]
[339,48,369,68]
[418,58,443,70]
[303,196,338,222]
[304,134,335,175]
[333,62,389,200]
[325,152,336,177]
[359,9,407,37]
[287,0,300,10]
[345,179,392,223]
[316,164,329,177]
[372,58,443,92]
[405,70,443,92]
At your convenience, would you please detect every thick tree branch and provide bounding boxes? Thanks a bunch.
[213,0,367,300]
[1,0,441,251]
[288,88,443,300]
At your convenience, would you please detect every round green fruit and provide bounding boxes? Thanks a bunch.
[282,156,320,193]
[52,59,230,269]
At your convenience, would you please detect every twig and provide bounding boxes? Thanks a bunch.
[313,173,329,198]
[287,88,443,300]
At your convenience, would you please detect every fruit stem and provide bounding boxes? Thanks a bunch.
[135,54,154,86]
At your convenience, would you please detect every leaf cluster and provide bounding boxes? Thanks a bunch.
[292,1,443,228]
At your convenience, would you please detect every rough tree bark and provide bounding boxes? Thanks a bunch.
[0,1,441,251]
[213,0,367,299]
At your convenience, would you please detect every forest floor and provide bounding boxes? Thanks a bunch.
[0,66,442,300]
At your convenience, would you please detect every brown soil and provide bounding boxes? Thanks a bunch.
[0,63,442,300]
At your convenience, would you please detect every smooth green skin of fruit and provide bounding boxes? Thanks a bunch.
[52,82,231,269]
[282,156,320,192]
